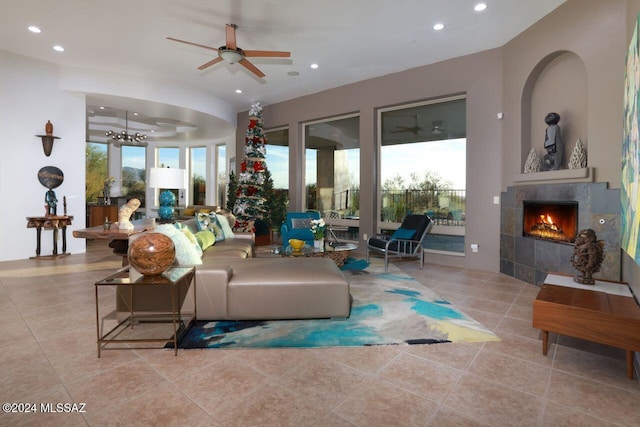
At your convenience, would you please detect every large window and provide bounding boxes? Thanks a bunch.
[304,115,360,240]
[265,128,289,191]
[157,147,179,169]
[190,147,206,205]
[121,145,147,207]
[379,96,466,252]
[85,142,108,204]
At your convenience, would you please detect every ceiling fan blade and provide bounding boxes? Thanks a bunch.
[239,59,265,78]
[166,37,219,52]
[243,50,291,58]
[198,56,224,70]
[226,24,237,50]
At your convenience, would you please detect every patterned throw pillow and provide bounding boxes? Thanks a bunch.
[216,213,235,240]
[208,213,225,242]
[291,218,313,229]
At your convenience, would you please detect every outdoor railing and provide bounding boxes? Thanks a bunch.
[309,188,466,226]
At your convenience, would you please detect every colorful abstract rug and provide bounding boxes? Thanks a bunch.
[176,259,500,349]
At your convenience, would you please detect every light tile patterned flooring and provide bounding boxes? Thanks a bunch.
[1,241,640,426]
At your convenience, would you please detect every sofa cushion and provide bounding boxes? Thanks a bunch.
[182,207,196,216]
[195,230,216,250]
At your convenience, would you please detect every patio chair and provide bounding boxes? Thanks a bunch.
[366,214,433,271]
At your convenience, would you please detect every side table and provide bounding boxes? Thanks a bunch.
[533,273,640,379]
[26,215,73,259]
[94,266,196,357]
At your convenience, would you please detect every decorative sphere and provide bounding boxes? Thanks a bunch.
[159,190,176,206]
[128,233,175,276]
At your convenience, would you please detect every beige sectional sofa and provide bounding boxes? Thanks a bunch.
[117,216,351,321]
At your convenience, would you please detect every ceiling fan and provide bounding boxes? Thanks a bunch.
[167,23,291,78]
[391,116,446,136]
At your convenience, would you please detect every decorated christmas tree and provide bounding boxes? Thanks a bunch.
[232,102,267,232]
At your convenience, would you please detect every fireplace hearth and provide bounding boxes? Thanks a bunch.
[523,201,578,244]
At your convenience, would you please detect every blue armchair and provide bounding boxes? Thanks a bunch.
[280,211,321,250]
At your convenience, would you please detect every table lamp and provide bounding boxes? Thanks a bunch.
[149,167,187,221]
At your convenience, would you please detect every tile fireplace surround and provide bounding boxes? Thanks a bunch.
[500,182,621,285]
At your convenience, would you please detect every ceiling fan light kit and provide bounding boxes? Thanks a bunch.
[219,48,243,64]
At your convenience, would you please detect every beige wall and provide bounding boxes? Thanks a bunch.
[502,0,626,187]
[237,0,640,278]
[238,49,504,271]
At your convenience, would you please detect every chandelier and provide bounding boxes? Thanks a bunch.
[105,110,148,146]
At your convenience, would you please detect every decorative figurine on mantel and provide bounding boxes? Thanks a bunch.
[571,228,605,285]
[542,112,563,171]
[524,148,542,173]
[568,138,588,169]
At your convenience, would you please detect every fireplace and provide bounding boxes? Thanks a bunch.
[501,183,621,285]
[523,201,578,244]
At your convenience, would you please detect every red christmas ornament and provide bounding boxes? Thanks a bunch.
[249,119,257,129]
[241,161,247,172]
[253,162,264,172]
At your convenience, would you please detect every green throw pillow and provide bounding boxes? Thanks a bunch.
[195,230,216,250]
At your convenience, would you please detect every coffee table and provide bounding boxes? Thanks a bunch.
[284,242,358,267]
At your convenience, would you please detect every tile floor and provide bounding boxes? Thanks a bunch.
[1,241,640,426]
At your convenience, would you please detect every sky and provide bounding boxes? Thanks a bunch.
[266,138,466,190]
[119,138,466,191]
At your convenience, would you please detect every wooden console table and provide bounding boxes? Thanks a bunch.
[533,273,640,379]
[26,215,73,259]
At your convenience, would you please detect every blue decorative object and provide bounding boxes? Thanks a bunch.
[158,190,176,220]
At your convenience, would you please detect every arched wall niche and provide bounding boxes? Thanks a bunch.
[520,50,588,171]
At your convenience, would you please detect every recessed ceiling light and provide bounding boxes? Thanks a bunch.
[433,23,445,31]
[474,3,487,12]
[310,63,319,69]
[287,70,300,76]
[28,26,41,33]
[99,106,105,110]
[133,112,139,116]
[53,45,64,52]
[235,89,242,94]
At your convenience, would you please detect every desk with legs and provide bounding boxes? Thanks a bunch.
[533,273,640,379]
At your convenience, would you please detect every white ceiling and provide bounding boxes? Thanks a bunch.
[0,0,565,140]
